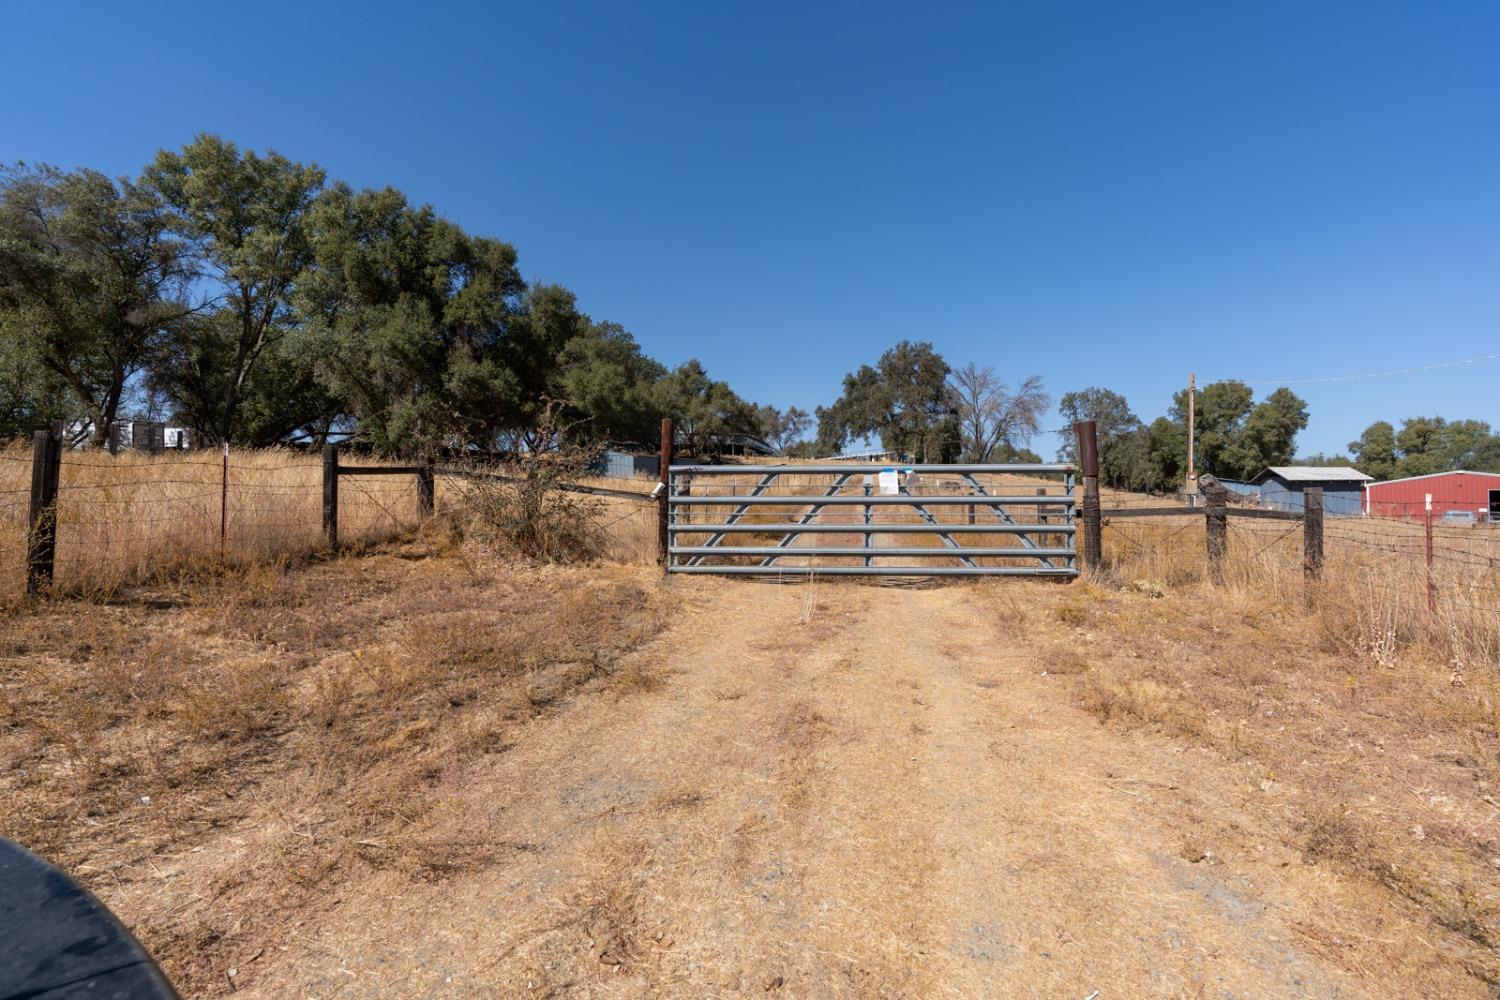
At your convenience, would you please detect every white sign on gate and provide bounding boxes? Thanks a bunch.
[878,469,900,495]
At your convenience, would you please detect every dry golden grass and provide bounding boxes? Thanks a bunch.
[0,536,673,996]
[1095,508,1500,670]
[993,520,1500,989]
[0,442,662,603]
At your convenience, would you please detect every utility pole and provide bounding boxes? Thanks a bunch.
[1185,372,1198,504]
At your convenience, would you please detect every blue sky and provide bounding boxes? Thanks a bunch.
[4,1,1497,457]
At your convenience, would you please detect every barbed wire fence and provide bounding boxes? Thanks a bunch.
[2,429,660,600]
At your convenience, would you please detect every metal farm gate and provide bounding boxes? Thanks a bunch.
[665,463,1076,577]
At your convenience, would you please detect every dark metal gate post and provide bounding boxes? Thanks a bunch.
[417,458,435,517]
[322,444,339,548]
[1076,420,1101,571]
[1204,478,1227,585]
[658,417,673,569]
[26,427,62,596]
[1302,487,1323,582]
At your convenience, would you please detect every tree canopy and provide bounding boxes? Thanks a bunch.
[0,137,755,457]
[0,163,197,444]
[1055,382,1309,492]
[817,341,961,462]
[1349,416,1500,479]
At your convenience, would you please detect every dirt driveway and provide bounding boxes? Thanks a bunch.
[218,574,1458,1000]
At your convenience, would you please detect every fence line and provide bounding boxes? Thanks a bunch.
[6,424,1498,612]
[3,432,660,598]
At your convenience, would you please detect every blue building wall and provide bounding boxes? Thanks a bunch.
[1257,475,1364,515]
[590,450,659,478]
[1218,479,1258,500]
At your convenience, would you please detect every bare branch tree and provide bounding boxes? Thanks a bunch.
[756,404,812,454]
[949,364,1050,462]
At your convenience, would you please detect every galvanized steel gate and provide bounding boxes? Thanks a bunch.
[666,463,1076,577]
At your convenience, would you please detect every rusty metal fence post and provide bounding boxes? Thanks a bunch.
[658,417,674,570]
[26,427,62,596]
[1075,420,1101,571]
[322,444,339,548]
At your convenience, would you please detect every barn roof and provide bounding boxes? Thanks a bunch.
[1250,466,1374,485]
[1367,469,1500,486]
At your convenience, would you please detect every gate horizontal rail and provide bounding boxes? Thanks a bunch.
[670,523,1074,534]
[674,494,1071,506]
[670,463,1073,475]
[669,546,1077,558]
[666,462,1077,577]
[667,565,1079,577]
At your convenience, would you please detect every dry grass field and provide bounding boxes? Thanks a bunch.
[2,447,1499,997]
[0,443,660,600]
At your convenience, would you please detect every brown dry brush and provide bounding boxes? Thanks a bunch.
[1072,519,1500,985]
[0,546,674,995]
[455,450,608,563]
[451,402,631,564]
[1096,514,1500,673]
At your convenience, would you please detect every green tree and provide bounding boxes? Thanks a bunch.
[1239,387,1309,470]
[1393,417,1448,477]
[1297,451,1352,466]
[501,283,592,445]
[555,321,667,445]
[1056,386,1144,485]
[1434,419,1500,472]
[145,135,325,442]
[1167,381,1307,481]
[1142,416,1188,492]
[298,183,524,454]
[150,309,334,445]
[653,360,758,458]
[0,321,71,438]
[0,163,197,444]
[816,341,960,462]
[1348,421,1398,481]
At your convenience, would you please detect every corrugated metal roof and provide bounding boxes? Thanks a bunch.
[1252,466,1374,484]
[1366,469,1500,486]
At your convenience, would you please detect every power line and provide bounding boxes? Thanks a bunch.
[1220,351,1500,386]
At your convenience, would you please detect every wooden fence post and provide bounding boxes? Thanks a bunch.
[1204,477,1227,585]
[658,418,674,570]
[1303,486,1324,582]
[1075,420,1101,571]
[417,458,435,517]
[322,444,339,548]
[26,427,62,596]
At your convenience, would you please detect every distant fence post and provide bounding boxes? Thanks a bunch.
[1424,492,1436,616]
[26,427,62,596]
[417,458,435,517]
[220,441,230,558]
[322,444,339,548]
[1075,420,1101,571]
[658,418,674,570]
[1303,487,1324,582]
[1204,476,1227,585]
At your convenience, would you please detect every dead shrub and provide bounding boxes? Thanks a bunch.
[456,405,607,563]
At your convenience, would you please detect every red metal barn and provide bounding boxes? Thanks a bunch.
[1364,470,1500,521]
